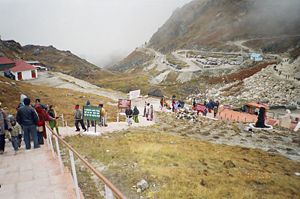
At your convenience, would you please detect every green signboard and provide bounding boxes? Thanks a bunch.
[83,106,101,121]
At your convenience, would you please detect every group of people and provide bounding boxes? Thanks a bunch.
[123,102,154,126]
[125,106,140,126]
[193,98,220,118]
[73,101,108,132]
[0,97,60,155]
[143,103,154,121]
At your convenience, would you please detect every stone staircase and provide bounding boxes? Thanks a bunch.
[0,142,77,199]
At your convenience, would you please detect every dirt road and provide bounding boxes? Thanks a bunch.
[29,71,126,101]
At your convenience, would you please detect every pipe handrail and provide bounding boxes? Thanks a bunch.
[46,124,126,199]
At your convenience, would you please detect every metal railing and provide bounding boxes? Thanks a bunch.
[45,124,126,199]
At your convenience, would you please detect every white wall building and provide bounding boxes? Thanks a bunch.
[11,60,38,81]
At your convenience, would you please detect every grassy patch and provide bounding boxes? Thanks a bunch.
[64,129,300,199]
[0,76,117,125]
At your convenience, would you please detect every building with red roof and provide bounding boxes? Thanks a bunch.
[0,57,15,71]
[10,60,38,81]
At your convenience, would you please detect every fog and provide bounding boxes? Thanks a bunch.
[0,0,191,67]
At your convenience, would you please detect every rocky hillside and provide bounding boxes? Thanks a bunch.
[0,39,115,81]
[149,0,300,53]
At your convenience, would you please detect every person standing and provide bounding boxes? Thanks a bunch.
[35,104,54,144]
[146,103,150,120]
[7,115,21,155]
[125,107,133,126]
[48,105,60,135]
[213,100,220,118]
[172,95,176,112]
[132,106,140,123]
[16,98,40,150]
[149,105,154,121]
[74,105,87,132]
[86,100,94,128]
[99,103,107,127]
[192,98,196,108]
[143,102,147,117]
[0,102,9,154]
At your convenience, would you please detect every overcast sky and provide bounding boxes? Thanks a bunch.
[0,0,191,66]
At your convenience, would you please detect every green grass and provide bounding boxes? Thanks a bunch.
[64,127,300,199]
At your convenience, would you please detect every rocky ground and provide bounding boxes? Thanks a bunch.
[207,58,300,108]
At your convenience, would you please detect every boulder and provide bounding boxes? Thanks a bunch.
[136,179,149,192]
[223,160,236,169]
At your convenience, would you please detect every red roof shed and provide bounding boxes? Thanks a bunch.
[0,57,14,65]
[11,60,36,73]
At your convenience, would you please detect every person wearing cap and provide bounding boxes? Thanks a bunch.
[74,104,86,132]
[7,115,21,155]
[0,102,9,154]
[16,98,40,150]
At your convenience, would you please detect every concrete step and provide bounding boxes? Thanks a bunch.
[0,140,77,199]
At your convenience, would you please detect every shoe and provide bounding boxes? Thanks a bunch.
[75,130,80,132]
[14,151,17,155]
[83,129,87,132]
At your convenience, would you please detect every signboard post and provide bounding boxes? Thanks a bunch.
[83,106,101,133]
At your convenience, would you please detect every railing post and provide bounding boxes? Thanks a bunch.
[69,150,81,199]
[46,130,51,146]
[48,131,55,158]
[61,114,65,127]
[105,185,115,199]
[54,136,64,174]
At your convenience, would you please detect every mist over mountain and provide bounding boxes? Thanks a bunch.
[149,0,300,53]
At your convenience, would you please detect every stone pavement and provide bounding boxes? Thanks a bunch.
[60,115,156,137]
[0,142,77,199]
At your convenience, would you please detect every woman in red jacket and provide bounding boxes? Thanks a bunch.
[35,105,54,144]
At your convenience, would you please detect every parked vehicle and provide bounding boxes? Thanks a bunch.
[4,71,15,80]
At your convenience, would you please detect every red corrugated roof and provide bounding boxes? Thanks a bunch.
[11,60,36,72]
[0,57,14,65]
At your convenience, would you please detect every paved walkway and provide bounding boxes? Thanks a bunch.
[60,114,156,137]
[0,142,76,199]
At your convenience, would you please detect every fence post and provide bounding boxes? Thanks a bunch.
[105,185,115,199]
[61,114,65,127]
[54,136,64,174]
[69,150,81,199]
[48,132,55,158]
[46,130,51,146]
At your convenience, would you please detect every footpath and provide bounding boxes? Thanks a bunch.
[0,142,76,199]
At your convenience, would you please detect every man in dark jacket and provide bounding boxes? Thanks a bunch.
[125,107,133,126]
[16,98,40,149]
[0,102,9,154]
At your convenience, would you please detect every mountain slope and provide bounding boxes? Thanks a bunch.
[0,39,115,81]
[149,0,300,53]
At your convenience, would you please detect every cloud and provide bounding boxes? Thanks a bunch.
[0,0,191,66]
